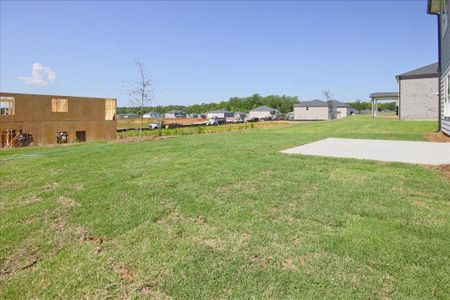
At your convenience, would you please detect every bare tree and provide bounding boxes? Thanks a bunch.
[125,59,153,139]
[322,89,336,119]
[321,89,333,101]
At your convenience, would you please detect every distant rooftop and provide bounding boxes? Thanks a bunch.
[250,105,276,111]
[330,100,350,107]
[207,109,233,114]
[143,111,160,115]
[166,110,186,114]
[294,99,328,107]
[369,92,399,99]
[396,62,439,80]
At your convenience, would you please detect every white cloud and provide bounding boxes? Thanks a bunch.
[18,63,56,86]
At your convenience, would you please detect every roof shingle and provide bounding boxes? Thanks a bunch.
[396,62,439,79]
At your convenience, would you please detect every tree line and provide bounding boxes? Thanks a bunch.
[117,94,299,115]
[347,100,396,112]
[117,95,397,115]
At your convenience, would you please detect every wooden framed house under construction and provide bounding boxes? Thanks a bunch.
[0,92,117,148]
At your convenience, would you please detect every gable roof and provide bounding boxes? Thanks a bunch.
[250,105,276,112]
[396,62,439,80]
[294,99,328,107]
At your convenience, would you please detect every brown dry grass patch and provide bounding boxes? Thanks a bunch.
[438,164,450,179]
[424,131,450,142]
[113,136,168,144]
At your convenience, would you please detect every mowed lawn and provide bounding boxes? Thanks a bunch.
[1,116,449,299]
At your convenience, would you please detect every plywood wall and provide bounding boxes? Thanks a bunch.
[0,92,117,147]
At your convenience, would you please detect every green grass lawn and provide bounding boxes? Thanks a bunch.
[1,116,449,299]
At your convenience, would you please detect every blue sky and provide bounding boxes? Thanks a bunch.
[0,0,438,106]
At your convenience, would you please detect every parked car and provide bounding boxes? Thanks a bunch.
[149,121,162,129]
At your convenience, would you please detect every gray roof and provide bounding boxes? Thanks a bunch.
[143,111,160,115]
[369,92,399,99]
[294,99,328,107]
[330,100,350,108]
[396,62,439,80]
[124,113,139,117]
[166,110,186,114]
[250,105,276,112]
[207,109,233,114]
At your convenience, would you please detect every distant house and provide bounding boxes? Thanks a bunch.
[396,63,439,120]
[294,100,333,120]
[206,109,234,119]
[234,112,247,119]
[428,0,450,135]
[248,106,280,120]
[330,100,352,119]
[121,113,139,119]
[143,111,161,119]
[359,109,372,114]
[286,112,294,120]
[164,110,187,118]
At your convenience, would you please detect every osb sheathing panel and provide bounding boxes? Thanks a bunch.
[1,92,117,146]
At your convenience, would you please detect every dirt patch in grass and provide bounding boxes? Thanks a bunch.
[1,196,106,278]
[438,164,450,179]
[413,200,433,210]
[72,226,104,245]
[18,194,41,205]
[82,235,104,245]
[192,237,224,251]
[422,164,450,180]
[107,258,135,283]
[157,211,227,252]
[113,136,168,144]
[42,182,59,192]
[1,194,42,210]
[72,183,84,191]
[135,284,171,299]
[58,196,79,208]
[118,266,135,282]
[282,259,297,271]
[424,132,450,142]
[0,244,39,276]
[250,254,272,268]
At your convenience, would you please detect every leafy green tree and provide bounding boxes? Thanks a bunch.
[119,94,300,115]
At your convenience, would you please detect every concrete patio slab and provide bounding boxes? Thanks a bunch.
[281,138,450,165]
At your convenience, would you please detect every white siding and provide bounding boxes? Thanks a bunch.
[441,65,450,135]
[248,111,273,119]
[440,0,450,135]
[336,107,350,119]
